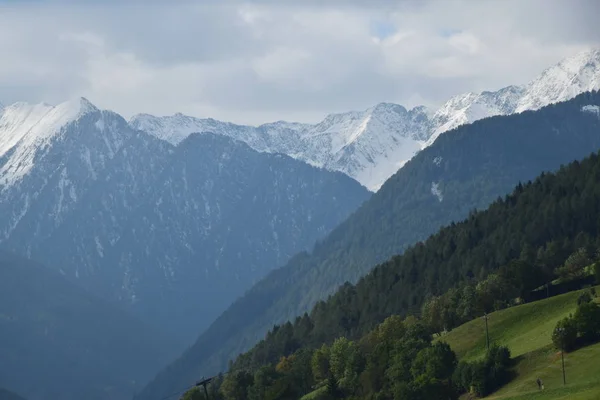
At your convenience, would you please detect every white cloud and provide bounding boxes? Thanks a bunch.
[0,0,598,124]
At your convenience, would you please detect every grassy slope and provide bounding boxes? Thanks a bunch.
[487,342,600,400]
[440,286,600,400]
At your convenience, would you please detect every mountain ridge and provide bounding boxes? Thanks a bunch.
[130,48,600,191]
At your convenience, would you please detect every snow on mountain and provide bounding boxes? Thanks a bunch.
[302,103,430,190]
[426,85,525,146]
[582,104,600,116]
[131,103,430,191]
[0,98,98,186]
[429,48,600,144]
[131,112,274,150]
[516,48,600,112]
[130,48,600,192]
[0,99,131,244]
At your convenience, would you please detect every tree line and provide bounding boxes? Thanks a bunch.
[184,314,513,400]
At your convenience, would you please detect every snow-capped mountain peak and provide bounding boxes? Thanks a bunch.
[515,48,600,112]
[130,113,227,145]
[0,97,101,186]
[426,48,600,147]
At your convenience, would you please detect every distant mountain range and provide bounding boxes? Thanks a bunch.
[0,98,370,345]
[137,91,600,400]
[131,49,600,191]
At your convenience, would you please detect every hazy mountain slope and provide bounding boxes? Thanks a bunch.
[137,91,600,400]
[91,133,370,339]
[131,49,600,191]
[0,250,175,400]
[0,100,370,343]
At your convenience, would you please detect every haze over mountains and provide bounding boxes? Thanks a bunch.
[132,49,600,191]
[0,97,370,345]
[1,47,600,400]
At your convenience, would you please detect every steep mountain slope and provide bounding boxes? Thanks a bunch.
[0,250,174,400]
[131,49,600,191]
[0,100,370,342]
[138,91,600,400]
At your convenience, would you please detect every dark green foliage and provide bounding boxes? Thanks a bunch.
[555,248,591,282]
[452,362,475,394]
[220,371,254,400]
[453,345,512,397]
[140,91,600,400]
[552,316,579,351]
[486,344,512,384]
[577,291,593,305]
[247,366,277,400]
[422,272,523,335]
[181,388,207,400]
[215,316,458,399]
[573,301,600,343]
[312,345,331,382]
[551,298,600,352]
[410,342,457,381]
[594,262,600,284]
[0,250,176,400]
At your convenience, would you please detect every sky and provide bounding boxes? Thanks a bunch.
[0,0,599,125]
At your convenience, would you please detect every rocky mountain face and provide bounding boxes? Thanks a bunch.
[132,49,600,191]
[0,99,370,344]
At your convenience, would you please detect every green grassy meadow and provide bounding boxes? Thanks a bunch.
[441,286,600,400]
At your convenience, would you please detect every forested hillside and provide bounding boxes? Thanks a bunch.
[0,250,176,400]
[138,91,600,400]
[183,130,600,400]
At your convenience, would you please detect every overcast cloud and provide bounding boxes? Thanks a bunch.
[0,0,598,124]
